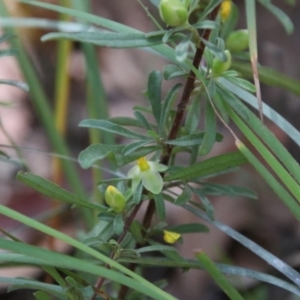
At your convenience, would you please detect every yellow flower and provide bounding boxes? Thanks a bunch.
[128,156,168,194]
[163,230,181,244]
[220,0,232,22]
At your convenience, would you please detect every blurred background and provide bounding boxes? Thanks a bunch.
[0,1,299,299]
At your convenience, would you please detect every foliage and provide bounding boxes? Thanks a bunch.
[0,0,299,299]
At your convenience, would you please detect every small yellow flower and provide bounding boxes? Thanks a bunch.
[127,156,168,194]
[163,230,181,244]
[220,0,232,22]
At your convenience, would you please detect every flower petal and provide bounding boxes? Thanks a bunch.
[149,162,168,172]
[127,165,140,178]
[142,170,164,194]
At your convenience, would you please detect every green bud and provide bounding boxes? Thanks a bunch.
[105,186,126,213]
[211,50,232,77]
[159,0,188,27]
[226,29,249,52]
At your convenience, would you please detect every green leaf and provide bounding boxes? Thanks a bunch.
[160,83,182,136]
[121,140,152,156]
[175,34,192,62]
[79,119,151,140]
[4,278,64,298]
[163,64,187,80]
[230,62,300,97]
[201,37,227,61]
[137,245,177,254]
[166,132,204,146]
[184,203,300,289]
[34,291,53,300]
[132,181,143,204]
[219,78,300,184]
[134,110,153,131]
[42,31,165,48]
[185,95,201,134]
[115,146,160,167]
[193,188,215,220]
[200,182,257,199]
[174,186,192,205]
[16,171,103,211]
[130,220,143,244]
[168,223,209,234]
[236,141,300,222]
[165,151,248,181]
[114,214,124,235]
[147,71,162,126]
[0,238,175,300]
[154,193,166,221]
[195,251,244,300]
[78,144,123,169]
[224,76,256,93]
[192,20,218,30]
[199,99,217,156]
[109,116,144,127]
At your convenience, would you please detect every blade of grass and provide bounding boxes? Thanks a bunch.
[195,250,244,300]
[235,140,300,222]
[217,80,300,184]
[0,204,176,300]
[245,0,262,120]
[230,62,300,98]
[227,108,300,203]
[184,202,300,286]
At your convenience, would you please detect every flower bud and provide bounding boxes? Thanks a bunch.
[159,0,188,27]
[211,50,232,77]
[104,186,126,213]
[226,29,249,52]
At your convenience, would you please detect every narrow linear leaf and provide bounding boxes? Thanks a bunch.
[195,251,244,300]
[79,119,151,140]
[42,31,165,48]
[0,238,174,300]
[174,186,192,205]
[219,78,300,184]
[0,209,176,300]
[168,223,209,234]
[134,110,153,131]
[148,71,162,126]
[236,141,300,222]
[78,144,123,169]
[184,203,300,288]
[193,188,215,220]
[136,245,177,254]
[114,214,124,235]
[228,109,300,203]
[16,171,103,211]
[121,140,152,156]
[160,83,182,136]
[154,193,166,221]
[199,99,217,155]
[165,151,248,181]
